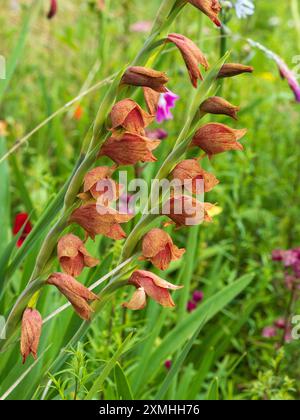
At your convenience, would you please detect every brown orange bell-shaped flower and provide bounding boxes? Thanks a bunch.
[123,270,183,310]
[20,308,42,364]
[121,66,169,93]
[171,159,219,194]
[200,96,240,120]
[47,273,98,321]
[163,195,215,227]
[217,63,254,79]
[70,203,134,240]
[57,234,99,277]
[78,166,120,205]
[143,87,161,115]
[192,123,247,158]
[141,228,185,270]
[100,132,160,166]
[110,99,153,135]
[187,0,222,27]
[167,33,209,88]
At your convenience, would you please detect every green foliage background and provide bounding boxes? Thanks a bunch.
[0,0,300,400]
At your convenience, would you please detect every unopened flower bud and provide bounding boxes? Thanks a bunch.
[20,308,42,364]
[200,96,240,120]
[47,0,57,19]
[217,63,254,79]
[121,66,169,93]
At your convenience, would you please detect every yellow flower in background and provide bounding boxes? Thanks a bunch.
[207,205,223,218]
[259,72,276,82]
[0,120,8,137]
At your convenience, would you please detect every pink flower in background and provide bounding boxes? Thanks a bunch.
[145,128,168,140]
[193,290,204,303]
[277,59,300,103]
[47,0,57,19]
[262,326,277,338]
[274,318,286,330]
[130,21,152,33]
[156,90,179,123]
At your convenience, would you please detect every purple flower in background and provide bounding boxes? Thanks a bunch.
[130,21,152,33]
[262,326,277,338]
[187,300,197,313]
[193,290,204,303]
[145,128,168,140]
[156,90,179,124]
[277,59,300,103]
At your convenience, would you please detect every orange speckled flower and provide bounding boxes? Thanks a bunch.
[163,195,215,227]
[78,166,120,205]
[100,132,160,166]
[110,99,153,135]
[171,159,219,194]
[57,234,99,277]
[70,203,134,240]
[142,228,185,270]
[167,33,209,88]
[47,273,98,320]
[123,270,183,310]
[192,123,247,158]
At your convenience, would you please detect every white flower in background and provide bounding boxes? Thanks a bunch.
[234,0,255,19]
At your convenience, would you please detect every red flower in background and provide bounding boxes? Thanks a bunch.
[47,0,57,19]
[13,213,32,247]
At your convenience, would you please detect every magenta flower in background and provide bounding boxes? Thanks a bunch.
[165,360,172,370]
[47,0,57,19]
[277,58,300,103]
[193,290,204,303]
[262,326,277,338]
[156,89,179,124]
[187,300,197,313]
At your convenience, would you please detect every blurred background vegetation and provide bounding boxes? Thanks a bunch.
[0,0,300,400]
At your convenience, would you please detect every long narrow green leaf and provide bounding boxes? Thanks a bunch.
[114,363,134,400]
[85,333,133,400]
